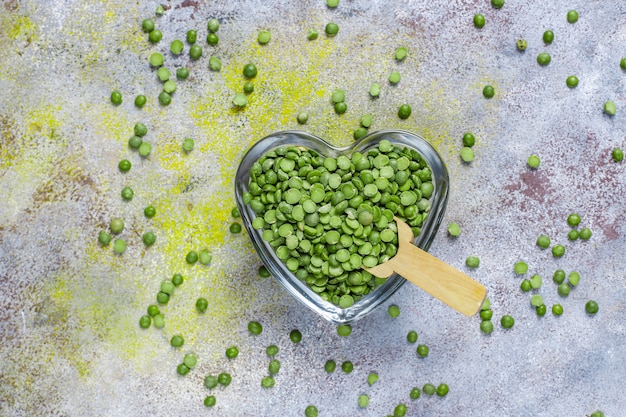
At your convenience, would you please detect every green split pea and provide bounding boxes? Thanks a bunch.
[243,139,435,307]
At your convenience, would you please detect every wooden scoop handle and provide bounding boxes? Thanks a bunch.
[366,218,487,316]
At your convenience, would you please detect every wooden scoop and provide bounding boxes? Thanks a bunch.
[365,218,487,316]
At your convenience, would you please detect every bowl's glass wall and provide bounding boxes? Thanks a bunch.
[235,130,449,324]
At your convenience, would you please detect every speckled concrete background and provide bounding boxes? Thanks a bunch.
[1,1,625,416]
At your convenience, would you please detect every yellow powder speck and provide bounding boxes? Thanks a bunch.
[6,15,38,42]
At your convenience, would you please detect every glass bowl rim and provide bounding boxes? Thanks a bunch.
[234,129,450,324]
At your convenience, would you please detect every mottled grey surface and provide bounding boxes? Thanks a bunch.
[0,1,625,417]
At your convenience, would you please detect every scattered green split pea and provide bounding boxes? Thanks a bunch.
[579,227,592,240]
[436,384,449,397]
[142,231,156,246]
[209,56,222,71]
[336,324,351,337]
[290,329,302,343]
[462,132,475,147]
[184,353,197,367]
[186,250,199,264]
[157,67,170,81]
[568,271,580,286]
[557,283,570,297]
[604,100,616,116]
[305,405,318,417]
[358,395,369,408]
[466,256,480,268]
[176,68,189,79]
[233,93,248,107]
[98,231,111,246]
[527,155,540,169]
[447,222,461,237]
[394,403,407,417]
[149,52,164,67]
[483,85,495,99]
[170,39,183,55]
[520,279,531,292]
[416,344,429,357]
[473,14,485,28]
[369,82,381,97]
[566,75,579,88]
[536,304,547,316]
[567,213,581,227]
[395,47,407,61]
[353,127,368,140]
[567,10,579,23]
[500,315,514,329]
[225,346,239,359]
[110,90,122,105]
[325,22,339,37]
[207,33,219,45]
[389,71,401,84]
[258,30,271,44]
[553,270,566,284]
[536,234,550,248]
[480,320,494,334]
[207,18,219,33]
[113,239,126,254]
[398,104,412,119]
[422,383,436,395]
[243,63,258,78]
[543,30,554,44]
[552,244,565,258]
[248,321,263,335]
[537,52,551,66]
[110,218,124,234]
[182,138,194,152]
[189,44,202,60]
[367,372,379,385]
[530,274,542,289]
[196,297,209,313]
[149,29,163,44]
[460,147,475,162]
[121,186,134,201]
[530,294,543,307]
[514,261,528,275]
[585,300,599,315]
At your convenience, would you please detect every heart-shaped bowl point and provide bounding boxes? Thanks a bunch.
[235,130,449,324]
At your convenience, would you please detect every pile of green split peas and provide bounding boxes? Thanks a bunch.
[243,139,435,307]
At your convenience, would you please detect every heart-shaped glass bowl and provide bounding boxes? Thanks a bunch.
[234,130,449,324]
